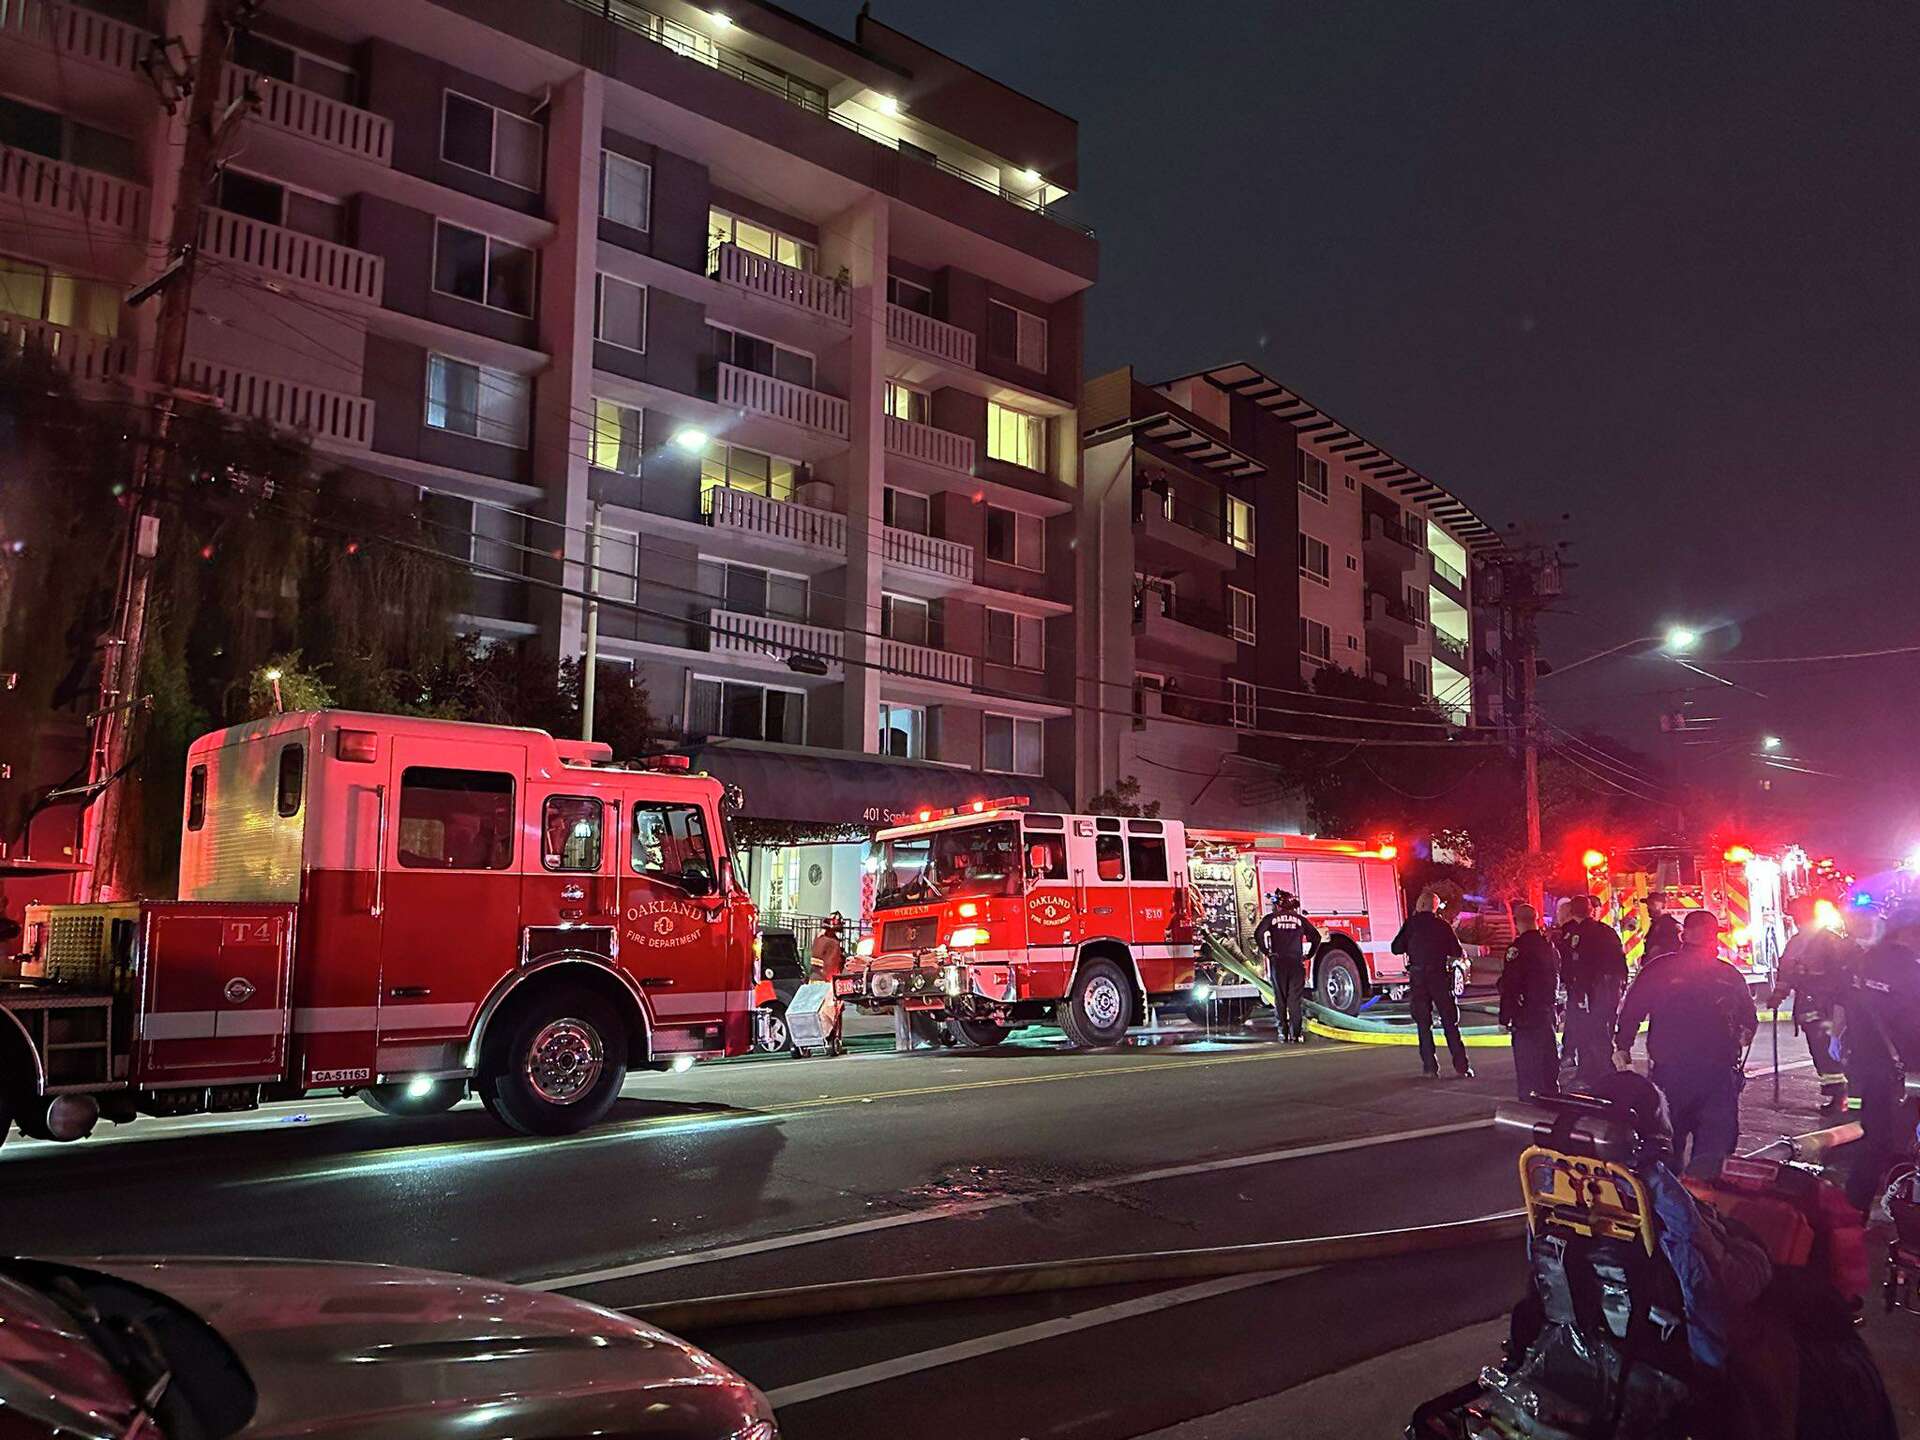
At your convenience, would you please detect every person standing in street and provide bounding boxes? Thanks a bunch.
[1561,895,1629,1090]
[1392,891,1474,1079]
[809,913,849,1053]
[1253,890,1319,1043]
[1613,909,1758,1176]
[1500,903,1560,1101]
[1839,908,1920,1214]
[1773,895,1859,1117]
[1643,892,1684,965]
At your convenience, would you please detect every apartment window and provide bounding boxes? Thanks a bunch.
[983,714,1043,776]
[877,702,926,759]
[1229,586,1256,644]
[234,31,355,103]
[1301,454,1329,501]
[1347,634,1361,651]
[600,151,652,231]
[422,491,529,581]
[1405,515,1428,549]
[884,381,929,425]
[442,91,542,190]
[1409,660,1432,696]
[1230,680,1256,730]
[887,274,933,315]
[699,440,800,505]
[1298,534,1331,585]
[597,526,639,605]
[707,207,815,272]
[1345,554,1359,571]
[425,354,530,448]
[883,486,931,535]
[1300,617,1332,663]
[595,273,648,351]
[208,168,346,242]
[986,400,1046,471]
[984,505,1044,569]
[1344,474,1357,490]
[987,300,1048,371]
[0,95,137,179]
[590,398,643,475]
[0,258,120,337]
[721,562,809,622]
[433,222,535,316]
[689,676,806,745]
[882,592,936,647]
[709,322,814,388]
[985,608,1044,670]
[1406,587,1429,625]
[1133,672,1165,722]
[1227,495,1256,555]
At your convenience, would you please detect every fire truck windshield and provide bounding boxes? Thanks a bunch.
[874,821,1022,910]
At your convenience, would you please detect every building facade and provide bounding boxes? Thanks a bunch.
[0,0,1093,925]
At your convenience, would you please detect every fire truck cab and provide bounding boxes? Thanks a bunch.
[0,711,757,1147]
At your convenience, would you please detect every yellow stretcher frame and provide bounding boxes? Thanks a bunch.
[1518,1142,1658,1256]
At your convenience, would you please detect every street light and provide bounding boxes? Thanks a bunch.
[1539,625,1702,682]
[1761,735,1782,751]
[1665,627,1698,652]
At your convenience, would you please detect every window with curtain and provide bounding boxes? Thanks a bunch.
[986,400,1046,471]
[590,399,643,475]
[601,151,652,231]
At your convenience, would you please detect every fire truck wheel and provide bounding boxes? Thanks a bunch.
[484,986,628,1136]
[357,1082,464,1117]
[1059,958,1134,1049]
[1316,948,1366,1016]
[753,1003,792,1054]
[947,1016,1009,1048]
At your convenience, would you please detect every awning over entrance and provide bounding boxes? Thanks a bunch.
[676,740,1070,845]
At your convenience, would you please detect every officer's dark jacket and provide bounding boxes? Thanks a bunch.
[1499,931,1559,1030]
[1645,911,1684,959]
[1390,912,1463,978]
[1561,918,1628,1000]
[1614,945,1757,1071]
[1844,938,1920,1074]
[1254,910,1320,965]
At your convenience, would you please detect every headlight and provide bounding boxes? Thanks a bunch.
[948,926,989,948]
[872,972,902,998]
[1192,981,1214,1002]
[856,936,875,957]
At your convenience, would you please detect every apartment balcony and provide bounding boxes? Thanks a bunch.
[882,525,974,589]
[886,303,976,371]
[1362,512,1418,567]
[182,359,375,451]
[220,65,393,167]
[199,209,384,306]
[1134,487,1236,566]
[0,0,147,77]
[1430,553,1467,600]
[1133,594,1237,665]
[0,315,133,385]
[878,635,974,688]
[715,362,849,445]
[1365,590,1421,645]
[1432,628,1470,673]
[1,147,148,241]
[883,414,974,475]
[709,243,849,325]
[701,485,846,573]
[706,608,843,678]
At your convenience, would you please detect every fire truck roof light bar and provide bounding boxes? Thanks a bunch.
[913,795,1031,824]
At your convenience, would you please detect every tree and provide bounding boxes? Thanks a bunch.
[1086,773,1160,817]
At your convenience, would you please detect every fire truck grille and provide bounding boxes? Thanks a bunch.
[881,917,940,953]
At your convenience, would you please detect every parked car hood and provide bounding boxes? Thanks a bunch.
[80,1257,774,1440]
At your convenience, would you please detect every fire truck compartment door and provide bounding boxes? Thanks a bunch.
[1256,859,1298,904]
[137,905,294,1082]
[1294,859,1365,915]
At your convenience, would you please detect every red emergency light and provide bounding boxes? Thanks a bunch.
[645,755,692,772]
[1724,845,1754,864]
[1582,849,1608,870]
[336,729,378,763]
[910,795,1031,825]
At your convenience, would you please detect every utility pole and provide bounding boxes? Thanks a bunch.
[580,502,604,741]
[1489,540,1564,913]
[82,0,246,900]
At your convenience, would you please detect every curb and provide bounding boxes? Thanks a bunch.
[625,1209,1527,1333]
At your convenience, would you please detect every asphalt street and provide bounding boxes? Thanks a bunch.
[0,1018,1865,1438]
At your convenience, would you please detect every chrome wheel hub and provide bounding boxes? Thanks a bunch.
[1084,975,1124,1030]
[757,1009,790,1053]
[1325,966,1356,1012]
[524,1019,604,1104]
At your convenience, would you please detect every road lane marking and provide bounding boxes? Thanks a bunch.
[528,1117,1496,1291]
[762,1268,1319,1409]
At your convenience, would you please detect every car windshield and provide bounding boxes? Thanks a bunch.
[874,821,1022,910]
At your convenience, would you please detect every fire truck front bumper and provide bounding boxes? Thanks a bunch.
[835,955,1019,1008]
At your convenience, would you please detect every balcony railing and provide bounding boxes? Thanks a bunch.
[883,525,973,583]
[883,414,974,474]
[559,0,1093,238]
[1366,590,1417,627]
[220,65,393,167]
[1134,485,1229,544]
[0,147,148,238]
[709,242,849,324]
[1134,590,1230,639]
[886,303,976,370]
[702,484,845,554]
[1,0,148,75]
[199,208,384,305]
[878,635,973,687]
[1431,554,1466,590]
[183,359,375,450]
[1364,512,1417,552]
[1432,630,1470,671]
[716,362,849,439]
[707,608,843,671]
[0,315,133,383]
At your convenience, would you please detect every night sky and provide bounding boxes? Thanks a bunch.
[786,0,1920,860]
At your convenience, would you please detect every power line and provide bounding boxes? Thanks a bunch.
[1717,642,1920,665]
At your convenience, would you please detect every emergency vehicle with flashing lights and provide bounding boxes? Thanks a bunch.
[1580,841,1809,980]
[834,802,1406,1045]
[0,711,758,1149]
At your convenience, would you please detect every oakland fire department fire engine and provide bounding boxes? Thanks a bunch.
[835,803,1405,1044]
[0,711,758,1148]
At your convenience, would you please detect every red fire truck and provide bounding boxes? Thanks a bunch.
[0,711,758,1148]
[834,804,1405,1045]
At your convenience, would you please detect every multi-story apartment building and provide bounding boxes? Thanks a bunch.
[0,0,1093,925]
[1082,363,1501,828]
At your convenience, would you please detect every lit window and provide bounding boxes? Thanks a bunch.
[0,257,119,337]
[1229,587,1256,644]
[1229,680,1256,729]
[984,505,1044,569]
[877,702,926,759]
[884,381,929,424]
[1298,533,1330,584]
[707,207,815,271]
[986,400,1046,471]
[433,222,535,315]
[425,354,530,448]
[1227,495,1256,555]
[441,91,542,190]
[600,151,652,231]
[595,273,648,352]
[699,440,800,506]
[591,398,643,475]
[985,608,1044,669]
[1300,617,1331,662]
[983,714,1043,775]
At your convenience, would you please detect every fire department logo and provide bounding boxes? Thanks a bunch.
[1028,892,1073,927]
[652,916,677,937]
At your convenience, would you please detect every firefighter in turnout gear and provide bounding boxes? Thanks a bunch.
[1561,894,1630,1090]
[1254,890,1319,1043]
[1840,908,1920,1214]
[1772,895,1858,1117]
[1614,909,1759,1176]
[1391,891,1474,1078]
[1500,903,1561,1101]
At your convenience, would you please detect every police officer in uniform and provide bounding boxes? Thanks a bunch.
[1254,890,1319,1043]
[1643,892,1684,964]
[1391,891,1474,1078]
[1841,907,1920,1214]
[1561,894,1629,1090]
[1613,909,1758,1176]
[1773,895,1858,1117]
[1500,903,1560,1101]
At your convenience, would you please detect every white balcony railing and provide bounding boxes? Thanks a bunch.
[199,208,384,305]
[0,315,133,383]
[883,414,974,474]
[703,485,846,555]
[717,362,848,439]
[221,65,393,167]
[886,303,976,370]
[183,359,375,450]
[1,0,148,74]
[0,147,148,238]
[709,243,849,324]
[707,608,842,673]
[878,636,973,687]
[883,525,973,584]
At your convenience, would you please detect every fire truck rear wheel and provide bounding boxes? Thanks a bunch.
[484,986,628,1136]
[946,1016,1009,1048]
[1317,948,1366,1016]
[1059,958,1134,1049]
[358,1082,464,1117]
